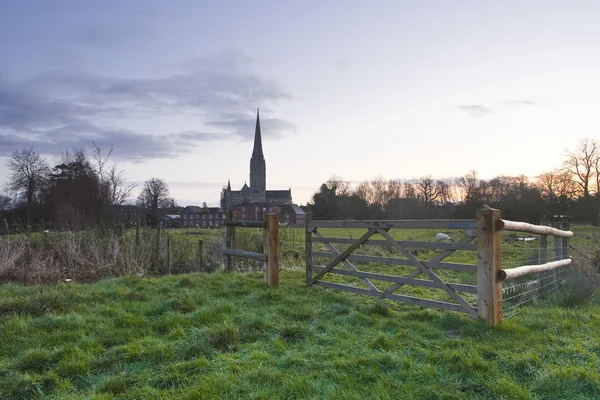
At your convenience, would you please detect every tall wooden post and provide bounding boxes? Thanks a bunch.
[156,220,162,274]
[476,206,503,325]
[263,213,280,286]
[225,210,236,272]
[166,237,171,275]
[305,212,313,286]
[198,240,204,272]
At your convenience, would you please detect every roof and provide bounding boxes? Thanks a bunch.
[162,214,181,220]
[290,204,306,215]
[185,206,202,213]
[266,190,291,199]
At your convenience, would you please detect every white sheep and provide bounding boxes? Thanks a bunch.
[436,233,452,241]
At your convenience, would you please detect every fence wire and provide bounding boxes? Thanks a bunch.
[501,245,571,319]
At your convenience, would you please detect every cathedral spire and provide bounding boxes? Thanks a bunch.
[251,108,264,159]
[227,179,231,191]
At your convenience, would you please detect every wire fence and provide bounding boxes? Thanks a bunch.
[500,244,571,319]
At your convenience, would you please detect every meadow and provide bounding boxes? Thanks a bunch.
[0,224,598,398]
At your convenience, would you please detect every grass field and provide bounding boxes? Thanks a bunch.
[1,224,598,398]
[1,270,599,399]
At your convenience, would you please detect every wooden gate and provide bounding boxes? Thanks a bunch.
[305,216,479,317]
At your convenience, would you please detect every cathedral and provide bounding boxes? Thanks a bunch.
[220,109,293,210]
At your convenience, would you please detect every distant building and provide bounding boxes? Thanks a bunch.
[181,206,226,228]
[220,109,293,210]
[230,202,306,226]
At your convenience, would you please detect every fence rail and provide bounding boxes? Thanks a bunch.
[500,219,574,238]
[223,213,280,286]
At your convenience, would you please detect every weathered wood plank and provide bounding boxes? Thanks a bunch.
[309,219,477,230]
[222,248,267,261]
[477,207,503,325]
[384,235,476,293]
[310,229,376,285]
[377,228,477,317]
[311,251,477,273]
[224,220,264,228]
[314,281,471,314]
[500,219,573,238]
[312,236,477,251]
[264,213,279,287]
[311,266,477,293]
[305,213,313,286]
[499,257,573,281]
[314,231,380,292]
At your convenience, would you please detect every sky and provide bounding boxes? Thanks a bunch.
[1,1,599,207]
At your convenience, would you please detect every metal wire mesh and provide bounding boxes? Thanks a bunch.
[501,244,571,319]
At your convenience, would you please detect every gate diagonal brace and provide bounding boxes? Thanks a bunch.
[376,229,477,317]
[313,230,380,293]
[384,235,475,294]
[310,228,377,285]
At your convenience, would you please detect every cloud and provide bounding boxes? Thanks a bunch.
[457,105,493,117]
[0,52,295,160]
[502,100,537,106]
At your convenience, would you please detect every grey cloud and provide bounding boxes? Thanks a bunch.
[457,105,493,117]
[207,116,296,141]
[0,52,295,160]
[502,100,537,106]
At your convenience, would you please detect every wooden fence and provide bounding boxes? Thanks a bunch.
[306,206,575,325]
[478,207,573,324]
[223,213,280,286]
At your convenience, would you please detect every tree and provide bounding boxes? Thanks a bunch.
[564,138,600,225]
[45,150,101,229]
[0,195,11,212]
[5,148,50,223]
[138,178,171,226]
[92,142,135,208]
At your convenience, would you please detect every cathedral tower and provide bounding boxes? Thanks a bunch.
[249,109,266,192]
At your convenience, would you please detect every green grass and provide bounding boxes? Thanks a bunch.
[1,270,599,399]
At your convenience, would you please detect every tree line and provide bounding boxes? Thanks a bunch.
[307,138,600,225]
[1,144,176,231]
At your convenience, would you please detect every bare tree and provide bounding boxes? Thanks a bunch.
[138,178,171,225]
[564,138,600,225]
[456,170,480,203]
[92,142,135,206]
[5,148,50,222]
[537,170,577,202]
[416,175,448,205]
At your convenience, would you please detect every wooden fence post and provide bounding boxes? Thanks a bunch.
[198,240,204,272]
[263,213,280,286]
[305,212,313,286]
[166,237,171,274]
[476,206,503,325]
[225,210,236,272]
[156,220,162,274]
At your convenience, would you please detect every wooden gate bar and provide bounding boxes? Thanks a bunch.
[308,220,477,230]
[312,236,477,251]
[377,228,477,317]
[310,228,377,285]
[311,265,477,293]
[313,230,380,292]
[383,235,476,293]
[315,281,469,313]
[312,252,477,272]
